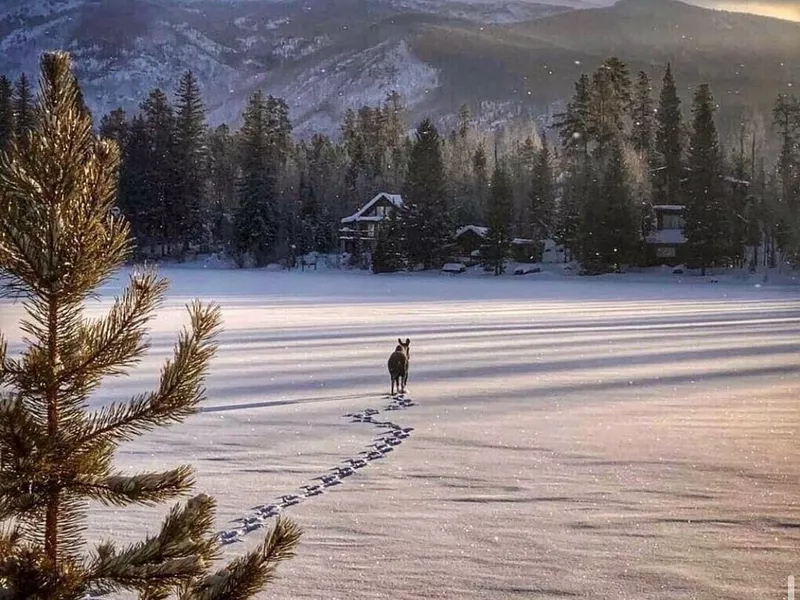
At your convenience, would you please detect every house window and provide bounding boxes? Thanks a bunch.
[660,213,685,230]
[375,205,386,217]
[656,246,676,258]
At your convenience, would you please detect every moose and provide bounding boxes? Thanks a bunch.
[387,338,410,396]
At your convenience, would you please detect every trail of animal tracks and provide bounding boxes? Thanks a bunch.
[1,267,798,599]
[215,393,417,545]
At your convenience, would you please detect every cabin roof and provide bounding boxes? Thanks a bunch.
[341,193,403,224]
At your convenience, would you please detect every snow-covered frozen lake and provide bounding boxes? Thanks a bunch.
[1,268,798,599]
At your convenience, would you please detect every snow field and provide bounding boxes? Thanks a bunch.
[0,268,798,599]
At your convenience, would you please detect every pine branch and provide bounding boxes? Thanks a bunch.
[79,301,222,448]
[182,517,302,600]
[87,495,218,597]
[0,525,22,559]
[0,395,41,473]
[60,271,168,390]
[0,212,51,300]
[73,467,195,507]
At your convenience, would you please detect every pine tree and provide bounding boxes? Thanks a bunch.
[141,88,178,255]
[684,83,728,274]
[13,73,34,143]
[0,76,14,153]
[0,50,300,600]
[508,136,538,237]
[401,118,450,269]
[472,143,489,221]
[372,207,404,273]
[265,95,293,172]
[592,138,639,268]
[553,74,591,160]
[604,57,633,114]
[588,58,631,157]
[483,162,514,275]
[772,94,800,217]
[557,161,598,262]
[173,71,207,253]
[771,94,800,263]
[208,124,237,247]
[233,90,279,266]
[98,108,129,228]
[631,71,654,160]
[304,133,347,247]
[341,108,364,207]
[529,135,554,246]
[99,107,128,150]
[727,124,751,267]
[119,115,157,248]
[380,91,407,192]
[654,63,683,206]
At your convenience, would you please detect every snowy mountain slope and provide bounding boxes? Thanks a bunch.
[0,0,569,135]
[1,0,799,138]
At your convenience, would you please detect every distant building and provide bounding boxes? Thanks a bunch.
[644,204,687,266]
[451,225,488,262]
[339,192,403,254]
[451,224,540,264]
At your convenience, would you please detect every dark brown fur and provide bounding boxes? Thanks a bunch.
[388,338,410,396]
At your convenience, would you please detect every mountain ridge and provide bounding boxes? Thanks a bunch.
[0,0,797,141]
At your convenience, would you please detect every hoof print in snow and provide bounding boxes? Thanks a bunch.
[218,530,242,545]
[301,484,324,497]
[333,466,355,477]
[256,503,280,517]
[243,518,264,532]
[279,494,302,507]
[315,474,342,487]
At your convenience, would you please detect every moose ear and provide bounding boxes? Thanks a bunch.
[398,338,402,345]
[405,338,410,345]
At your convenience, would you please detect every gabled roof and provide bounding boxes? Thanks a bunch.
[341,193,403,224]
[454,225,489,238]
[454,226,535,245]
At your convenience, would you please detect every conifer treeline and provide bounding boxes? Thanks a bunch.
[551,58,798,272]
[2,58,797,272]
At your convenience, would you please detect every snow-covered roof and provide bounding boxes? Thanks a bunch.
[646,229,687,245]
[652,204,685,211]
[453,227,535,245]
[454,225,489,238]
[341,193,403,224]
